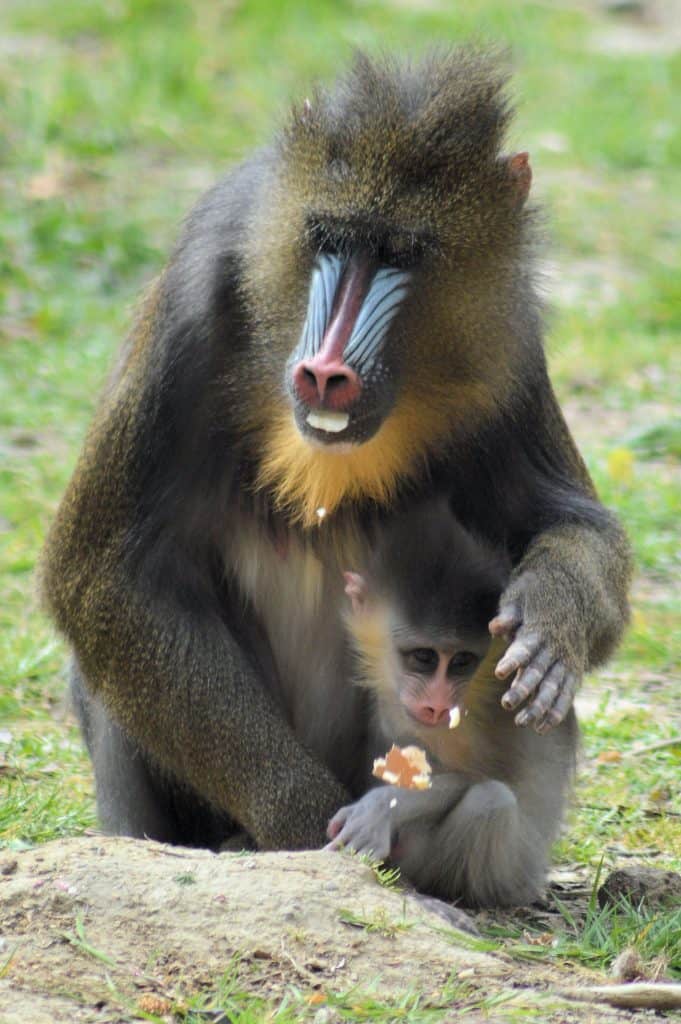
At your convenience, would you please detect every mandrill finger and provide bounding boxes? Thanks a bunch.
[535,671,579,732]
[514,661,565,727]
[496,631,544,685]
[326,809,349,839]
[500,642,554,710]
[324,821,356,851]
[331,832,373,857]
[489,601,523,638]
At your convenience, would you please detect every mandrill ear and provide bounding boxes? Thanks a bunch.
[501,151,532,207]
[343,571,367,614]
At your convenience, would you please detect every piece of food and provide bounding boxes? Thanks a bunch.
[448,705,461,729]
[372,744,432,790]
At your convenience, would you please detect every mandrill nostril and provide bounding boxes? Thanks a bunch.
[415,703,452,726]
[327,373,350,392]
[293,359,361,408]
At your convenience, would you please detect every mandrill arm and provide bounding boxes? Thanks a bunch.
[42,465,350,849]
[492,519,630,730]
[40,169,351,849]
[475,381,632,732]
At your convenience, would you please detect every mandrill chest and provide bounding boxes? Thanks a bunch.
[225,514,369,787]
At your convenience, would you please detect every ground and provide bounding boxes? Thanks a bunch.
[1,838,676,1024]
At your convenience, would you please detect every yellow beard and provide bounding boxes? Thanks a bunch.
[255,393,455,528]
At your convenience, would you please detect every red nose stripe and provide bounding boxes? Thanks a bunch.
[292,251,375,410]
[320,251,376,364]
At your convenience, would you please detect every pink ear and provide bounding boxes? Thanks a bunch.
[507,151,532,206]
[343,571,367,614]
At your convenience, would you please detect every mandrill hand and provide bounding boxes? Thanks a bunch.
[490,570,583,733]
[324,787,395,860]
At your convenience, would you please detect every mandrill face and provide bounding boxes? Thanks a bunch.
[241,53,534,524]
[286,248,411,447]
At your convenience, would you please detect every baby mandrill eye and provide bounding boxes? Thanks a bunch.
[448,651,478,672]
[403,648,439,672]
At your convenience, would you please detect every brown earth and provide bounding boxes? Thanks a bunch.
[0,837,670,1024]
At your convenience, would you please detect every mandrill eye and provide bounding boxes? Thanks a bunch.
[402,648,439,673]
[306,218,347,259]
[448,651,479,674]
[377,235,422,271]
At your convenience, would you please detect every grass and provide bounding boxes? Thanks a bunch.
[486,888,681,981]
[174,962,469,1024]
[1,0,680,1016]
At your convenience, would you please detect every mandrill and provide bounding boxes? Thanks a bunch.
[328,500,577,908]
[41,51,630,870]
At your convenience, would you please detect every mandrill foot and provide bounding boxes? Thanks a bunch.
[411,892,480,935]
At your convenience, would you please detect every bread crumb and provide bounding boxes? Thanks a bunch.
[372,744,432,789]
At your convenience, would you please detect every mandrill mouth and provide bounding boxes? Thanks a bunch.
[305,409,350,434]
[288,251,410,446]
[295,400,385,448]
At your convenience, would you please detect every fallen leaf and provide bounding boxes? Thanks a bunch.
[137,993,172,1015]
[523,930,554,946]
[597,750,622,764]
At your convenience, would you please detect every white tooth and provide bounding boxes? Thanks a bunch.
[306,410,349,434]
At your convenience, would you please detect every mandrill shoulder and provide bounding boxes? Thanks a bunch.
[161,152,275,315]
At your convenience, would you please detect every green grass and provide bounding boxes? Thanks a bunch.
[489,899,681,981]
[1,0,680,1011]
[172,959,474,1024]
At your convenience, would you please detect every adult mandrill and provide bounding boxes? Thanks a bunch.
[41,51,630,855]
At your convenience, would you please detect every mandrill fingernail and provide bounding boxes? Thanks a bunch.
[496,661,514,679]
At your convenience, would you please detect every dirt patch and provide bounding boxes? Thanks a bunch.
[0,837,663,1023]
